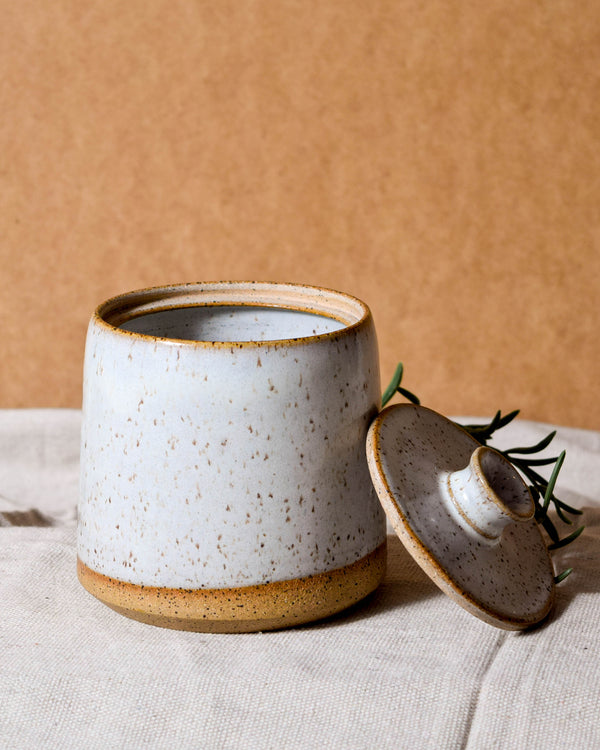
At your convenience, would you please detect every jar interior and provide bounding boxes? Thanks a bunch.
[119,305,346,343]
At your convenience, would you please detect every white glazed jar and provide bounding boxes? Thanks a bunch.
[78,282,387,631]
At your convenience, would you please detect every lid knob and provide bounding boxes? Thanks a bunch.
[445,446,534,540]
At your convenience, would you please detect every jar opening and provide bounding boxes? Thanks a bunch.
[120,304,345,342]
[96,282,370,345]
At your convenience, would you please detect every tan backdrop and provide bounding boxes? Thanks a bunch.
[1,1,598,429]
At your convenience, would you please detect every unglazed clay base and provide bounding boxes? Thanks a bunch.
[77,541,386,632]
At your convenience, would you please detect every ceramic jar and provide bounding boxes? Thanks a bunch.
[78,282,387,631]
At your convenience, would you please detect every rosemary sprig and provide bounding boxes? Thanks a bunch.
[382,363,585,584]
[381,363,421,408]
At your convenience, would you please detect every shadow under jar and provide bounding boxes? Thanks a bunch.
[77,282,387,632]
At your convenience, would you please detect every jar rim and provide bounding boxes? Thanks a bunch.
[93,281,372,348]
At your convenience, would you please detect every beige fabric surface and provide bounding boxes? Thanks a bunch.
[1,410,599,749]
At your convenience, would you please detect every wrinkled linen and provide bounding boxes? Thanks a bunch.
[1,410,599,750]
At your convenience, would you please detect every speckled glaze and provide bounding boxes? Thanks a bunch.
[78,282,387,631]
[366,404,555,630]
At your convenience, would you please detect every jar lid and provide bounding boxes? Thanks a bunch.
[366,404,555,629]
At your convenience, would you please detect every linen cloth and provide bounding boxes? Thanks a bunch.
[1,409,599,750]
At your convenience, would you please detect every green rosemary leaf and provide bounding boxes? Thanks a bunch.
[462,410,520,446]
[505,431,557,455]
[514,464,544,487]
[488,410,503,432]
[461,428,490,444]
[543,450,566,511]
[495,409,520,429]
[511,455,561,467]
[555,498,584,516]
[554,502,574,525]
[461,418,491,431]
[548,525,585,551]
[538,513,560,543]
[461,426,493,446]
[397,387,421,405]
[554,568,573,584]
[381,363,404,408]
[460,421,486,432]
[381,363,422,407]
[516,465,550,491]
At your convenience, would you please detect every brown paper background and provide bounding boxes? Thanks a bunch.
[1,1,599,428]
